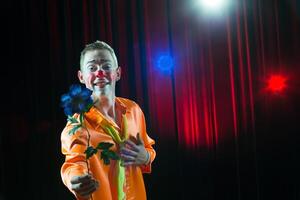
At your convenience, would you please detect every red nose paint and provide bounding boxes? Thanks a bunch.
[96,70,105,78]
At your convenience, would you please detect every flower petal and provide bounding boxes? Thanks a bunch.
[64,107,73,116]
[61,84,93,116]
[80,88,93,100]
[69,84,82,97]
[60,94,71,106]
[77,103,86,113]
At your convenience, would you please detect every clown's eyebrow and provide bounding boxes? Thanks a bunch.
[86,59,112,65]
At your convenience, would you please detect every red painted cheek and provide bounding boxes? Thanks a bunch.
[86,76,95,88]
[110,73,118,80]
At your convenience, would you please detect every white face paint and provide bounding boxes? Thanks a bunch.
[78,49,121,98]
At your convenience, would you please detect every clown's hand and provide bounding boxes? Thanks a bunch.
[70,174,99,199]
[120,133,150,166]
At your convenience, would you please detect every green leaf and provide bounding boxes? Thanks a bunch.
[105,150,120,160]
[84,146,98,159]
[101,151,111,165]
[96,141,119,165]
[67,116,79,124]
[96,142,114,150]
[79,114,84,124]
[100,149,119,165]
[68,125,81,135]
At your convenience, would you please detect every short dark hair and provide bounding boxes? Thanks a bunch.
[80,41,118,69]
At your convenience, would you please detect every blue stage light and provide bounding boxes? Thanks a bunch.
[156,54,174,72]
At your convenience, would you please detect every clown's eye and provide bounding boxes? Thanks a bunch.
[102,65,112,71]
[88,65,97,72]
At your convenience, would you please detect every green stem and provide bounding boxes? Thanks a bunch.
[83,126,91,173]
[83,122,94,200]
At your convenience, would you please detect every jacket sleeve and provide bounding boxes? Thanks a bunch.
[60,123,89,199]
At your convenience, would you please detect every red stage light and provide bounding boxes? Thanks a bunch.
[267,75,287,92]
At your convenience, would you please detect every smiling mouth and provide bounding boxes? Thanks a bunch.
[94,82,109,88]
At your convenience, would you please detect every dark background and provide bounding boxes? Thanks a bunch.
[1,0,300,199]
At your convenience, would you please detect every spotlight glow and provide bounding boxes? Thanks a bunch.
[267,75,287,93]
[201,0,225,9]
[196,0,231,15]
[156,54,174,72]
